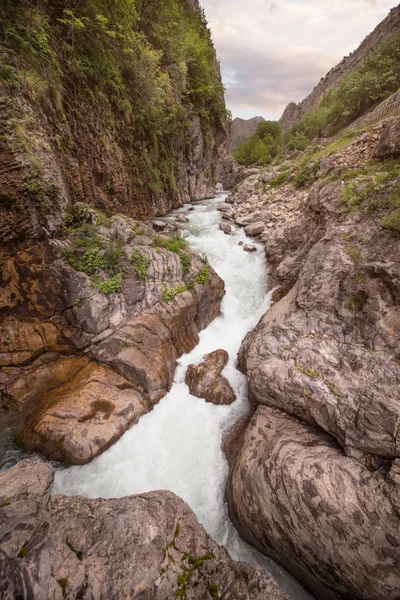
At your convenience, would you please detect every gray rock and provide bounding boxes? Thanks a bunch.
[244,221,265,237]
[220,222,232,235]
[185,349,236,405]
[243,245,257,253]
[373,116,400,158]
[176,212,189,223]
[153,220,168,231]
[0,460,290,600]
[227,406,400,600]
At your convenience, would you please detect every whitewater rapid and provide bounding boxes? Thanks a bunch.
[53,193,313,600]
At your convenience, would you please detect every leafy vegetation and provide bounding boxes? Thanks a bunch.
[195,264,209,284]
[1,0,229,198]
[131,249,151,279]
[154,232,191,273]
[161,283,186,302]
[285,31,400,149]
[234,121,283,166]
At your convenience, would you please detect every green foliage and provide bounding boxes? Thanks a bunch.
[131,249,151,279]
[17,543,28,559]
[234,121,282,166]
[1,0,229,197]
[285,31,400,148]
[268,170,292,188]
[178,251,192,273]
[344,292,365,313]
[95,273,123,294]
[345,245,361,264]
[195,265,209,284]
[103,241,126,275]
[155,231,188,253]
[380,210,400,237]
[294,163,319,188]
[161,283,186,302]
[208,583,219,600]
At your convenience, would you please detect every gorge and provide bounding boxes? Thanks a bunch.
[1,1,400,600]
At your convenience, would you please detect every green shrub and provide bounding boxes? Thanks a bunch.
[380,210,400,237]
[103,241,126,275]
[92,273,123,294]
[131,250,151,279]
[234,120,282,166]
[195,265,209,284]
[161,283,186,302]
[178,251,192,273]
[344,292,365,313]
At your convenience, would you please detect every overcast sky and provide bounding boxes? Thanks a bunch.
[200,0,397,120]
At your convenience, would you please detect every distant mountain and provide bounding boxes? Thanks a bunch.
[228,116,265,153]
[280,5,400,132]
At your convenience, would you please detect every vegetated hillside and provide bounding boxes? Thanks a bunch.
[233,120,282,166]
[228,116,265,153]
[280,4,400,133]
[0,0,229,256]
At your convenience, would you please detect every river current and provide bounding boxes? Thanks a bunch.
[8,193,313,599]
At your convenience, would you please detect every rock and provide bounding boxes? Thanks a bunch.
[1,231,225,464]
[22,361,149,465]
[227,406,400,600]
[220,222,232,235]
[244,221,265,237]
[175,212,189,223]
[216,182,223,191]
[0,460,290,600]
[152,220,168,231]
[239,236,400,458]
[217,203,233,214]
[235,211,262,227]
[243,245,257,253]
[185,349,236,405]
[373,116,400,158]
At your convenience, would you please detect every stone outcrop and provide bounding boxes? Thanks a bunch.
[0,216,225,464]
[185,349,236,405]
[279,6,400,132]
[373,115,400,158]
[225,120,400,599]
[227,407,400,600]
[0,460,290,600]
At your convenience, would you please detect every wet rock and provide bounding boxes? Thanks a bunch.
[216,182,223,191]
[235,211,262,227]
[244,221,265,237]
[220,222,232,235]
[185,349,236,405]
[0,460,290,600]
[227,406,400,600]
[175,212,189,223]
[243,245,257,253]
[218,203,234,215]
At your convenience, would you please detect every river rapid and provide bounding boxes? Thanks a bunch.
[51,193,312,599]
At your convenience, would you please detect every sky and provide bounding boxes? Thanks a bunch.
[200,0,397,120]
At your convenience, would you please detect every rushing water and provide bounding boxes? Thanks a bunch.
[33,193,311,598]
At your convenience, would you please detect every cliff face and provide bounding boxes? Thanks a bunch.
[0,0,228,257]
[228,116,265,153]
[280,5,400,132]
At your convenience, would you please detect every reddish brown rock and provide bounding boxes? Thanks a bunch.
[185,349,236,405]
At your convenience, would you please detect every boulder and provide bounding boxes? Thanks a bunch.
[227,406,400,600]
[175,212,189,223]
[244,221,265,237]
[22,361,149,465]
[243,245,257,253]
[152,220,168,231]
[0,460,290,600]
[373,116,400,158]
[220,222,232,235]
[235,211,262,227]
[185,349,236,405]
[218,203,234,215]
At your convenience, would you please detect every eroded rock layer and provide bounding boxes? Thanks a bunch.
[0,460,290,600]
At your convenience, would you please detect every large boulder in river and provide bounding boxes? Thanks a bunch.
[227,406,400,600]
[185,349,236,405]
[0,460,290,600]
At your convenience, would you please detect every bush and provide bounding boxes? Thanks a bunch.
[380,211,400,237]
[131,249,151,279]
[195,265,209,284]
[161,283,186,302]
[234,121,282,166]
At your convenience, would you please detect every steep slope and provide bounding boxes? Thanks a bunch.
[228,116,265,153]
[280,5,400,132]
[0,0,229,257]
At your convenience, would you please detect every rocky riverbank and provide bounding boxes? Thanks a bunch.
[224,117,400,599]
[0,208,225,465]
[0,460,290,600]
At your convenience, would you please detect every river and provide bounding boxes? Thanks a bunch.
[52,193,313,600]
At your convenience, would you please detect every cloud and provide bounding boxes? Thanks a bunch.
[201,0,395,119]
